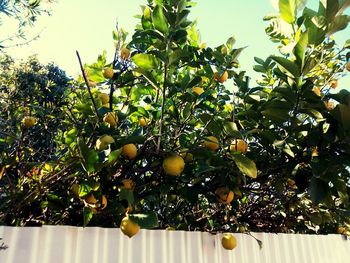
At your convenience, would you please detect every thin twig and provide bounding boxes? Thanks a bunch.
[75,51,100,119]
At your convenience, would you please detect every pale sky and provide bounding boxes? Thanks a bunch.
[2,0,350,87]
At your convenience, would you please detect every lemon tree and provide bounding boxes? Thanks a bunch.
[0,0,350,237]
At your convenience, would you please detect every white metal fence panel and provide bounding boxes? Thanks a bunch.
[0,226,349,263]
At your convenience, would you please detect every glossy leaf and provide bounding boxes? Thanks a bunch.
[132,54,160,70]
[279,0,296,24]
[152,5,169,34]
[270,55,301,77]
[231,154,257,179]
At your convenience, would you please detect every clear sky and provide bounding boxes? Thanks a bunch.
[2,0,350,87]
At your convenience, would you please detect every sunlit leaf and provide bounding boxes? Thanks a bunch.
[132,54,160,70]
[231,154,257,179]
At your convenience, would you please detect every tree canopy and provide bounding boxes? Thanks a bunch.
[1,0,350,237]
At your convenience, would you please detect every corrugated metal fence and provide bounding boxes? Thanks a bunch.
[0,226,349,263]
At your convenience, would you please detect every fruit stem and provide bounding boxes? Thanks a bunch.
[76,51,100,119]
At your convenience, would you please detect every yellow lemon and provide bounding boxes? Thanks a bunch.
[215,186,234,204]
[312,87,321,96]
[229,139,248,154]
[101,195,108,209]
[221,233,237,250]
[214,71,228,83]
[96,135,115,151]
[329,80,338,89]
[337,226,346,234]
[192,86,204,96]
[88,80,97,87]
[122,179,135,190]
[85,193,97,205]
[122,144,138,159]
[203,136,220,151]
[120,216,140,238]
[22,116,37,128]
[103,68,114,79]
[120,48,130,60]
[139,117,148,127]
[346,62,350,71]
[163,155,185,176]
[99,93,110,105]
[103,112,118,127]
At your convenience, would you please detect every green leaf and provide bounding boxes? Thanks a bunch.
[132,54,159,70]
[333,104,350,132]
[106,149,122,166]
[325,0,339,22]
[261,108,290,124]
[83,207,93,227]
[293,30,308,70]
[128,211,159,229]
[115,136,146,146]
[231,154,257,179]
[223,122,241,137]
[119,188,134,204]
[142,6,153,30]
[309,177,329,204]
[270,55,301,77]
[64,128,77,145]
[79,181,92,197]
[279,0,296,24]
[327,15,350,35]
[344,39,350,48]
[226,36,236,49]
[152,5,169,34]
[78,139,99,174]
[329,89,350,106]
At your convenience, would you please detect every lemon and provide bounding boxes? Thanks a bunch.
[88,80,97,87]
[346,62,350,71]
[96,135,115,151]
[214,71,228,83]
[122,179,135,190]
[101,195,107,209]
[120,216,140,238]
[312,87,321,96]
[120,48,130,60]
[99,93,110,105]
[103,68,114,79]
[203,136,220,151]
[22,116,37,128]
[229,139,248,154]
[337,226,346,234]
[192,86,204,96]
[103,112,118,127]
[122,144,138,159]
[329,80,338,89]
[215,186,234,204]
[221,233,237,250]
[139,117,148,127]
[163,155,185,176]
[85,193,97,205]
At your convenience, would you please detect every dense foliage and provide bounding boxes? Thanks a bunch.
[1,0,350,236]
